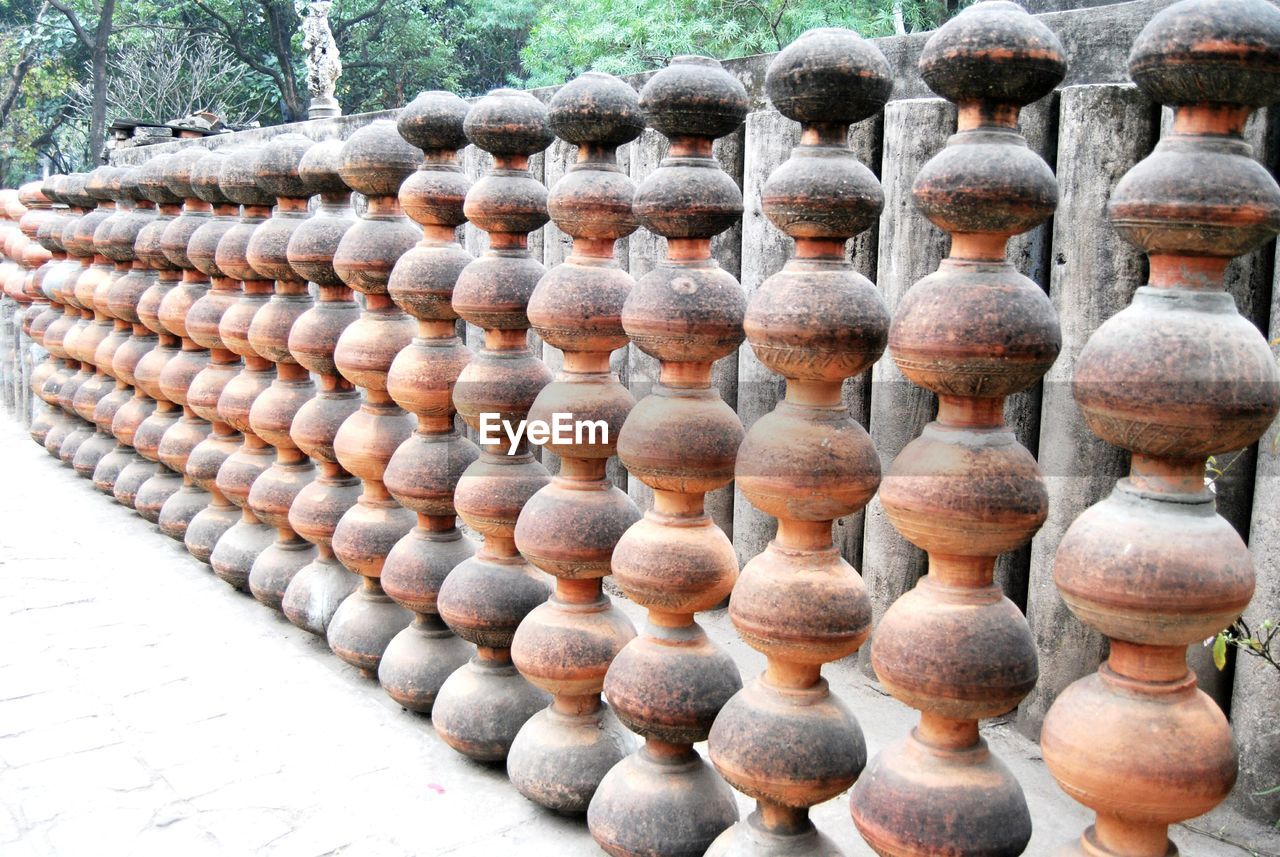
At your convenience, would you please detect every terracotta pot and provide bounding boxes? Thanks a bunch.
[375,91,480,710]
[504,71,645,813]
[328,119,420,675]
[587,55,750,857]
[241,134,321,609]
[431,88,555,761]
[281,138,363,636]
[1040,2,1280,854]
[209,145,279,591]
[848,4,1065,855]
[693,28,891,856]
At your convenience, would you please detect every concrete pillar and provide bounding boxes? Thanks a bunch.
[1229,237,1280,826]
[859,97,952,672]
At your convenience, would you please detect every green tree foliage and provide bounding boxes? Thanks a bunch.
[0,0,952,182]
[520,0,949,87]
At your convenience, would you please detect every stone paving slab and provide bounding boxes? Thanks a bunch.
[0,416,1272,857]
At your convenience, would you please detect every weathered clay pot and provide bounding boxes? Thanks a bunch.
[506,72,644,813]
[68,165,124,478]
[45,173,97,464]
[1040,2,1280,855]
[101,165,160,501]
[693,29,890,857]
[153,147,216,541]
[587,55,749,857]
[377,91,480,709]
[19,180,59,447]
[328,119,419,674]
[281,138,363,635]
[209,145,279,591]
[432,88,555,761]
[183,149,245,563]
[243,134,320,609]
[847,5,1064,855]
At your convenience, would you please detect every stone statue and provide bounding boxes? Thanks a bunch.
[303,0,342,119]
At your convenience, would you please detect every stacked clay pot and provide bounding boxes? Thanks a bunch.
[244,134,320,610]
[153,148,217,540]
[182,149,247,563]
[506,72,644,812]
[82,167,139,489]
[67,166,122,478]
[128,154,189,522]
[706,29,890,857]
[3,189,34,371]
[1040,1,1280,854]
[46,173,96,464]
[18,180,57,446]
[103,165,161,506]
[18,181,54,347]
[0,189,26,356]
[377,91,479,708]
[431,89,555,761]
[280,139,363,635]
[849,4,1065,855]
[327,119,420,675]
[1,189,30,416]
[587,56,750,857]
[208,145,280,590]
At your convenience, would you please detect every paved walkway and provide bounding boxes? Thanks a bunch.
[0,416,1272,857]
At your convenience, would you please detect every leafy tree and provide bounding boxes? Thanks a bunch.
[444,0,540,94]
[189,0,310,121]
[519,0,949,87]
[46,0,119,161]
[0,0,82,180]
[0,0,961,182]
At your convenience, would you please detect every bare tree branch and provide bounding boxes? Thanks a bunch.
[331,0,388,39]
[190,0,285,86]
[68,31,271,126]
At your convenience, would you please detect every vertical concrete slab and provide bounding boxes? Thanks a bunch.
[732,108,799,567]
[999,94,1058,611]
[859,97,953,673]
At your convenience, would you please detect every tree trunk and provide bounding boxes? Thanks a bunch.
[88,0,117,164]
[0,1,49,131]
[263,0,304,122]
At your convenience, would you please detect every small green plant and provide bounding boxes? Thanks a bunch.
[1210,617,1279,673]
